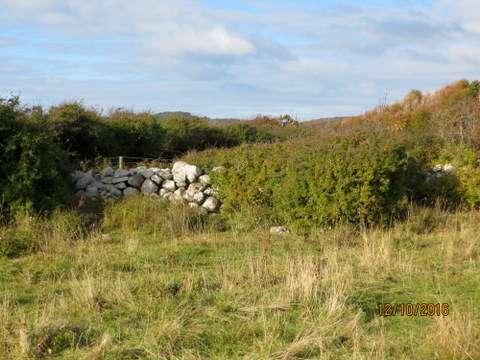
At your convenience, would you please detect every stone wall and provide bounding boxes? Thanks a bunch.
[72,161,222,213]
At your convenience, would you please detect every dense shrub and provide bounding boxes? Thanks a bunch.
[0,97,73,219]
[189,135,424,232]
[47,102,105,160]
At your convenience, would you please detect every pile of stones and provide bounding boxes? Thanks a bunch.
[425,163,454,182]
[72,161,222,213]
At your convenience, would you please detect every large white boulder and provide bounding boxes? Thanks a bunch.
[172,161,203,186]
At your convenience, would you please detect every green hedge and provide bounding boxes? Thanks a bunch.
[0,98,73,219]
[44,104,280,162]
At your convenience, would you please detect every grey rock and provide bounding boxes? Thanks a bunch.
[270,226,289,235]
[141,179,158,195]
[85,184,99,198]
[123,187,139,197]
[139,169,154,178]
[94,173,102,181]
[107,185,122,198]
[128,174,145,188]
[112,176,129,184]
[202,196,219,212]
[151,174,163,185]
[157,168,173,180]
[93,181,105,190]
[102,176,113,184]
[114,169,130,178]
[76,174,95,190]
[115,182,127,190]
[162,179,177,192]
[101,167,115,177]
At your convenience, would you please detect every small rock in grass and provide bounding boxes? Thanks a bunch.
[270,226,289,235]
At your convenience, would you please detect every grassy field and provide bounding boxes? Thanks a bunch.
[1,197,479,359]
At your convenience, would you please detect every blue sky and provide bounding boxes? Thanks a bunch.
[1,0,479,119]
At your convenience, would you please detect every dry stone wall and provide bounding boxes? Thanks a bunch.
[72,161,222,213]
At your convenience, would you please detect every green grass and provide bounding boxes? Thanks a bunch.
[1,198,479,359]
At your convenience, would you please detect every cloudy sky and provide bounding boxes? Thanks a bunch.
[1,0,479,119]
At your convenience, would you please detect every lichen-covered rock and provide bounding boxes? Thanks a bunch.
[123,187,139,197]
[141,179,158,195]
[202,196,219,212]
[128,174,145,188]
[162,180,177,192]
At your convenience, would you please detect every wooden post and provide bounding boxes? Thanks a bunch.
[119,156,124,170]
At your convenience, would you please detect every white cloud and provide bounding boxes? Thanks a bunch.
[0,0,256,57]
[2,0,480,119]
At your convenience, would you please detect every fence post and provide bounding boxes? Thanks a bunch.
[118,156,124,170]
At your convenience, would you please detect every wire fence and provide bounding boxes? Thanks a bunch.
[76,156,175,171]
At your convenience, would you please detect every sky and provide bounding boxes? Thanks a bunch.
[1,0,480,120]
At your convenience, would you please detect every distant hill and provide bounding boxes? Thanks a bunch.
[301,116,353,127]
